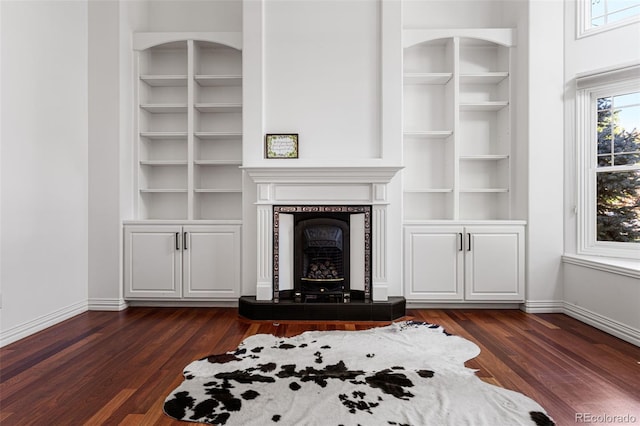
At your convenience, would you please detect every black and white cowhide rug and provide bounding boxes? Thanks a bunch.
[164,321,555,426]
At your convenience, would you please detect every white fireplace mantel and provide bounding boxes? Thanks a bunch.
[242,166,403,185]
[243,165,402,302]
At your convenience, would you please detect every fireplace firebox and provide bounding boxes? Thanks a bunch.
[273,205,371,303]
[296,217,350,302]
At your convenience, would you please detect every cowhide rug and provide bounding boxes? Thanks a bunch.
[164,321,555,426]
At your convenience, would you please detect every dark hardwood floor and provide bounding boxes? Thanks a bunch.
[1,308,639,425]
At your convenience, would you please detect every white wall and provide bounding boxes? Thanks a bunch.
[88,1,125,310]
[263,0,382,161]
[0,0,89,346]
[525,0,565,308]
[146,0,242,32]
[403,0,507,29]
[562,0,640,342]
[241,0,404,298]
[564,263,640,345]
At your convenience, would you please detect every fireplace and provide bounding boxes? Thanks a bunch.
[274,205,371,303]
[239,165,406,320]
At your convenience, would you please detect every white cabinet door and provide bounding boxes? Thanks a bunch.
[464,226,524,301]
[183,225,241,298]
[124,225,182,298]
[404,226,464,300]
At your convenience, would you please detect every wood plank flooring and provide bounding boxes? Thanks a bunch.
[1,308,639,425]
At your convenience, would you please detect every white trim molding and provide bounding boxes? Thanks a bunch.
[88,298,128,311]
[563,254,640,279]
[563,301,640,346]
[0,300,88,348]
[522,300,565,313]
[523,298,640,347]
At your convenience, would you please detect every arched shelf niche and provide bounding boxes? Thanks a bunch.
[133,32,243,221]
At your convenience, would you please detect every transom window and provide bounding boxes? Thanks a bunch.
[578,0,640,37]
[591,0,640,27]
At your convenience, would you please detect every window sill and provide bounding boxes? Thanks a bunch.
[562,254,640,279]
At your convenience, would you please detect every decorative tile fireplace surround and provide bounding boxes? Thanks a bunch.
[240,166,406,320]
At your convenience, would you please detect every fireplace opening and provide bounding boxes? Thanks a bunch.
[273,205,371,304]
[296,217,350,302]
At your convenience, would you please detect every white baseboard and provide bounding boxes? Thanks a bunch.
[127,300,238,308]
[562,301,640,347]
[522,300,565,313]
[0,300,88,348]
[406,302,522,309]
[524,299,640,347]
[88,298,128,311]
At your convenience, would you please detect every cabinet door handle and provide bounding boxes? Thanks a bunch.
[175,232,180,250]
[467,233,472,251]
[459,233,463,251]
[183,232,188,250]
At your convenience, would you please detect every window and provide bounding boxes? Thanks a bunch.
[592,0,640,27]
[576,65,640,259]
[578,0,640,37]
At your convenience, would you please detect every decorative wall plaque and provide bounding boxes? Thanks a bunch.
[265,134,299,158]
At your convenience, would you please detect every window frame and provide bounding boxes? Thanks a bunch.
[577,0,640,38]
[576,65,640,259]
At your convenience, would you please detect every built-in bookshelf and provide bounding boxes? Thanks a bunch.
[134,34,243,221]
[402,29,515,221]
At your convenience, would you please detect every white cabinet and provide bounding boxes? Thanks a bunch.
[124,224,241,300]
[124,225,182,298]
[404,224,524,302]
[134,33,243,221]
[402,29,515,221]
[404,226,464,300]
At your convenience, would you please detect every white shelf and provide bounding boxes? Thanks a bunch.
[194,188,242,193]
[195,75,242,86]
[403,73,452,85]
[140,189,188,193]
[140,160,188,166]
[459,155,509,161]
[194,132,242,140]
[460,188,510,193]
[194,160,242,165]
[404,131,453,139]
[404,188,454,193]
[459,101,508,111]
[140,132,188,140]
[140,103,188,113]
[459,72,508,84]
[195,103,242,113]
[140,75,188,86]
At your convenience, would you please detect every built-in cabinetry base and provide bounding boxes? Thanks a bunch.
[238,296,406,321]
[404,223,525,303]
[124,223,241,301]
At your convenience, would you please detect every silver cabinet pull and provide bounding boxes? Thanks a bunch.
[183,232,188,250]
[175,232,180,250]
[459,233,463,251]
[467,233,472,251]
